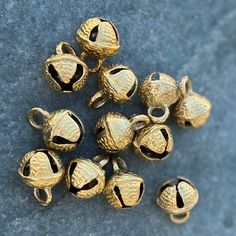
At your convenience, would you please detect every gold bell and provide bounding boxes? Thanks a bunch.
[173,76,212,128]
[156,176,199,224]
[95,112,150,152]
[18,149,65,206]
[103,157,144,209]
[65,155,109,199]
[44,42,89,92]
[139,72,179,123]
[28,108,85,152]
[133,105,174,161]
[76,17,120,60]
[89,64,138,108]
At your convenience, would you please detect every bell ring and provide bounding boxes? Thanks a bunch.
[95,111,150,153]
[76,17,120,72]
[65,155,109,199]
[103,157,144,209]
[28,107,85,152]
[44,42,89,93]
[89,64,138,109]
[18,149,65,206]
[139,72,179,123]
[173,76,212,128]
[156,176,199,224]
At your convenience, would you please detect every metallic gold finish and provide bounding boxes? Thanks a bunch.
[65,155,109,199]
[156,176,199,224]
[28,108,84,152]
[89,64,138,109]
[133,123,174,161]
[140,72,179,122]
[140,72,179,108]
[76,17,120,59]
[95,112,150,153]
[147,105,170,124]
[18,149,65,206]
[103,157,144,209]
[173,76,212,128]
[44,42,89,92]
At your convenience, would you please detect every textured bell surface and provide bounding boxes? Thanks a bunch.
[28,108,85,152]
[139,72,179,108]
[173,76,212,128]
[44,110,84,151]
[18,150,65,188]
[99,64,138,102]
[65,158,106,199]
[95,112,134,152]
[76,17,120,58]
[103,172,144,209]
[44,53,89,93]
[133,124,173,161]
[156,177,199,215]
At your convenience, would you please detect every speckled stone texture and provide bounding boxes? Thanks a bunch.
[0,0,236,235]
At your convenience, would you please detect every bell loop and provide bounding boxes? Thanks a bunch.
[112,157,128,173]
[33,187,52,206]
[56,42,76,56]
[79,51,104,73]
[28,108,50,130]
[129,114,151,131]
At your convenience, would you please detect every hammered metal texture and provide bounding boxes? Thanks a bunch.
[76,17,120,58]
[133,124,174,161]
[103,172,144,209]
[18,150,65,189]
[41,109,84,152]
[98,64,138,102]
[95,112,134,152]
[44,54,89,93]
[157,177,199,215]
[139,72,179,108]
[173,76,212,128]
[65,158,106,199]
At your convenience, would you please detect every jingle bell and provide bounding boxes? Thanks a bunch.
[28,108,85,152]
[103,157,144,209]
[65,155,109,199]
[140,72,179,108]
[89,64,138,108]
[95,112,150,152]
[133,123,173,161]
[44,42,89,92]
[76,17,120,59]
[156,176,199,224]
[173,76,212,128]
[18,149,65,206]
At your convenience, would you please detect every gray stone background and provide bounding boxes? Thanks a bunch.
[0,0,236,235]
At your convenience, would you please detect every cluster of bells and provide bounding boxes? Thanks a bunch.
[18,17,212,224]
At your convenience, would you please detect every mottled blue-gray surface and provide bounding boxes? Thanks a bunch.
[0,0,236,235]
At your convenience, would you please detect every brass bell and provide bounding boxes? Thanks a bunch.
[139,72,179,123]
[103,157,144,209]
[76,17,120,59]
[173,76,212,128]
[28,108,85,152]
[95,112,150,152]
[65,155,109,199]
[140,72,179,108]
[156,176,199,224]
[18,149,65,206]
[89,64,138,108]
[133,123,173,162]
[44,42,89,92]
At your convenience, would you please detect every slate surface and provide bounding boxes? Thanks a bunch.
[0,0,236,235]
